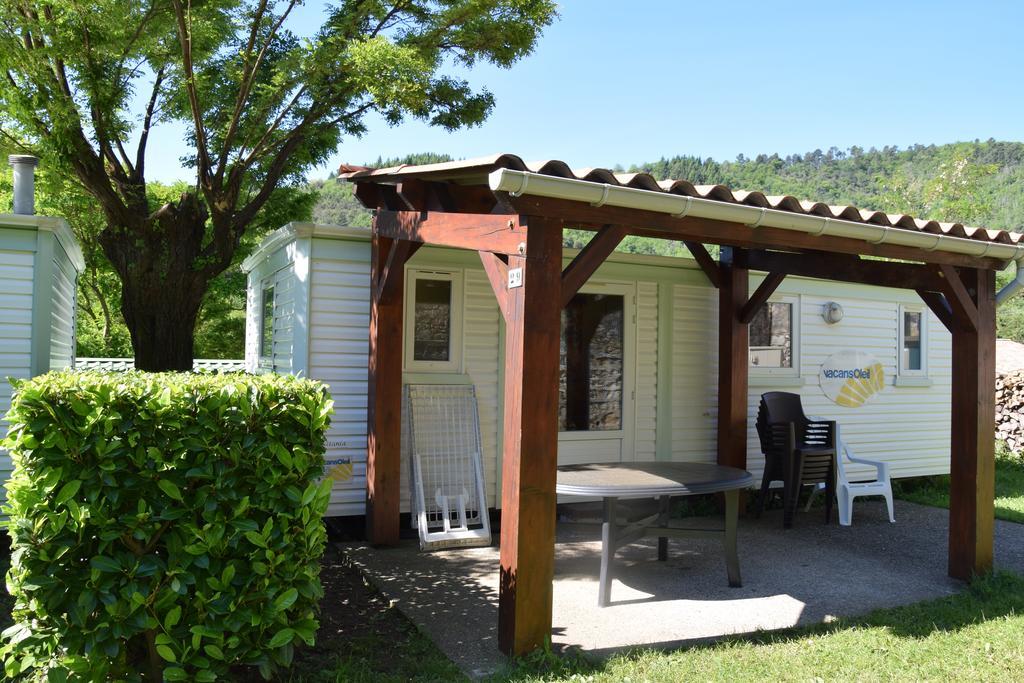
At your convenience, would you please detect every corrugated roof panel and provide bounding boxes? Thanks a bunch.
[340,153,1021,246]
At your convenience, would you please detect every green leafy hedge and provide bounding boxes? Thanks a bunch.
[1,371,334,681]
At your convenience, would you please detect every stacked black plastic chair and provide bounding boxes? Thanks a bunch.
[754,392,837,528]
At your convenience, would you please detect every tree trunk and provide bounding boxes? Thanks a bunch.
[98,192,218,372]
[121,275,203,371]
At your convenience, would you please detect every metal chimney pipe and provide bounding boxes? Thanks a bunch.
[8,154,39,215]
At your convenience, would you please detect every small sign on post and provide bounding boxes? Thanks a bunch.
[508,267,523,289]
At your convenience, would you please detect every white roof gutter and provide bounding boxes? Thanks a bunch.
[996,263,1024,306]
[488,168,1024,306]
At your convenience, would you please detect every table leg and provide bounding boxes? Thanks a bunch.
[724,489,741,587]
[599,496,618,607]
[657,495,670,561]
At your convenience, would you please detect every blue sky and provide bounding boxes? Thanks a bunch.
[144,0,1024,182]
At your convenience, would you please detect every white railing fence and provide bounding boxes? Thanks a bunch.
[75,358,247,373]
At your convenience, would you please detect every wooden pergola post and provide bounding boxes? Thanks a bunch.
[497,215,563,656]
[366,231,417,545]
[717,247,749,470]
[947,267,997,579]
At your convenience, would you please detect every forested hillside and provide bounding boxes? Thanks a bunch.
[314,141,1024,234]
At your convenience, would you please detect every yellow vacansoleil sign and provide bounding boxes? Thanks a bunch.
[819,350,885,407]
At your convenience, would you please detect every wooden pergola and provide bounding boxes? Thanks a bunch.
[343,154,1019,657]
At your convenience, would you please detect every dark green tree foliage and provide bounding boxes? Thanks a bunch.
[1,372,334,680]
[0,1,556,370]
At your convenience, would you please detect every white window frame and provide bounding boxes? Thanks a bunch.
[749,294,800,377]
[258,280,276,370]
[557,280,636,444]
[898,304,928,377]
[403,268,464,373]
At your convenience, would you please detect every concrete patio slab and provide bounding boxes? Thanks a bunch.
[342,499,1024,679]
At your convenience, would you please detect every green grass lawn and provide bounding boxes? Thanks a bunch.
[896,447,1024,523]
[491,571,1024,682]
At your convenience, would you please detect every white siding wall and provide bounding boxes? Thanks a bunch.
[267,264,297,374]
[244,273,260,373]
[634,281,659,459]
[743,277,953,483]
[49,248,76,370]
[0,249,34,489]
[252,227,960,518]
[460,270,502,508]
[307,242,373,516]
[670,282,720,463]
[248,255,300,376]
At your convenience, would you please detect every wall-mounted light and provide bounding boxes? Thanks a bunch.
[822,301,844,325]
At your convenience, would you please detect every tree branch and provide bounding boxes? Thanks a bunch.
[170,0,214,189]
[134,67,165,182]
[216,0,298,184]
[370,1,409,39]
[239,84,308,166]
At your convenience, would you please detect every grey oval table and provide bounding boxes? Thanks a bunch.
[556,462,754,607]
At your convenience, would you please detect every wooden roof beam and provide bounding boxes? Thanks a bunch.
[917,289,955,333]
[740,272,786,324]
[744,249,946,291]
[560,225,627,307]
[938,265,980,332]
[376,239,421,305]
[375,210,527,256]
[500,194,1006,270]
[358,178,503,214]
[684,241,721,288]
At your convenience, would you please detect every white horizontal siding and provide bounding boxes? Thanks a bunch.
[270,266,297,374]
[308,253,372,517]
[634,281,658,460]
[49,254,76,370]
[671,283,719,464]
[244,274,260,372]
[460,270,501,509]
[0,250,34,502]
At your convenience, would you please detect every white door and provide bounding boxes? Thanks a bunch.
[556,281,637,465]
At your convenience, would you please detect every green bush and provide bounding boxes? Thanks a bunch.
[1,371,334,681]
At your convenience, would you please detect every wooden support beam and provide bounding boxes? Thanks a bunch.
[375,210,526,255]
[360,178,502,214]
[745,250,946,291]
[938,265,980,332]
[478,251,511,322]
[740,272,786,324]
[498,215,563,657]
[376,240,421,305]
[503,194,1006,270]
[717,247,749,471]
[684,241,721,288]
[366,232,414,545]
[561,225,627,307]
[948,268,996,580]
[917,289,955,334]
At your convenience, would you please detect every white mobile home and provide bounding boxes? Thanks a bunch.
[0,212,85,493]
[243,222,950,518]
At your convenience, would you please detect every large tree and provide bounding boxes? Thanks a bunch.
[0,0,556,370]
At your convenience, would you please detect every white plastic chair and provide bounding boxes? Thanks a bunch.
[806,421,895,526]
